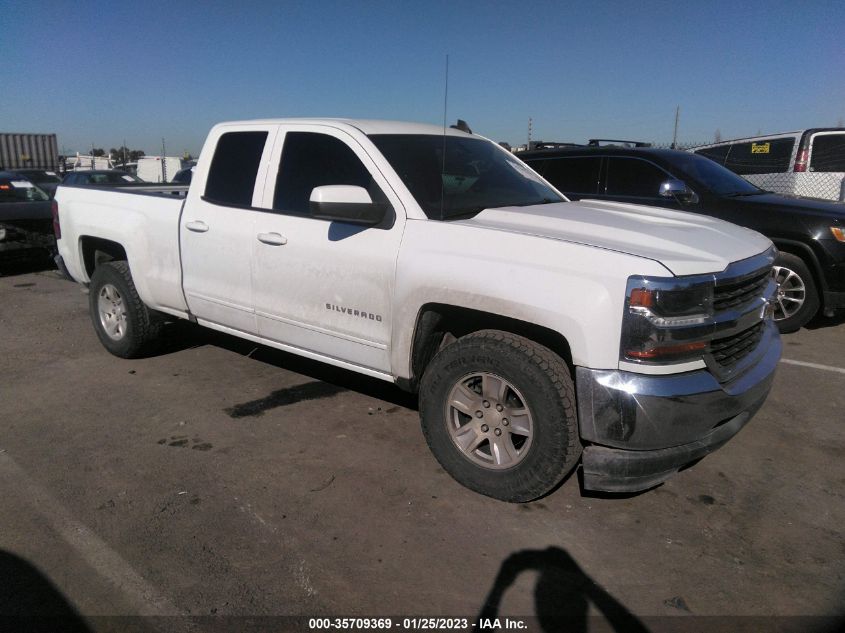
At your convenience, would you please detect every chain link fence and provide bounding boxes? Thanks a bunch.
[740,171,845,202]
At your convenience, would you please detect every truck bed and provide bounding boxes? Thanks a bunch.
[59,182,190,199]
[54,183,189,316]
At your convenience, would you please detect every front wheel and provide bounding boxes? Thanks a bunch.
[419,330,581,502]
[88,261,163,358]
[773,253,819,333]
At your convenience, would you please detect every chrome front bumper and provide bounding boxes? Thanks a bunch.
[576,320,781,492]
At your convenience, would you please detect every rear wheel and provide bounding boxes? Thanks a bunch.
[88,261,163,358]
[419,330,581,502]
[773,252,819,333]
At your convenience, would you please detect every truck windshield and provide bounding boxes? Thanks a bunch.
[672,153,763,196]
[369,134,563,219]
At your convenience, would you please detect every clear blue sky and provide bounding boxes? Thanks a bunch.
[2,0,843,156]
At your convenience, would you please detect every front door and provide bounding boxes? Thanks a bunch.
[249,125,406,374]
[598,156,682,210]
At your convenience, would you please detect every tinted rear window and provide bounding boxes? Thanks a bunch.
[526,156,601,195]
[205,131,268,206]
[810,134,845,172]
[0,179,49,202]
[724,138,795,174]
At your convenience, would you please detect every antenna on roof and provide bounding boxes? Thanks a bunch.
[440,54,449,221]
[450,119,472,134]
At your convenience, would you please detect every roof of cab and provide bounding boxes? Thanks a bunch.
[213,118,475,137]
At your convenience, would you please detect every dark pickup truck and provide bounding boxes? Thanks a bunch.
[519,147,845,332]
[0,171,55,259]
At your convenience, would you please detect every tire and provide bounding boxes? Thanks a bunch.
[88,261,163,358]
[419,330,581,502]
[773,252,819,333]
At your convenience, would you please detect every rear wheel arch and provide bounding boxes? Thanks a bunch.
[79,236,128,279]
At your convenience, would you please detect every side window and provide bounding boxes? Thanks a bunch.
[810,134,845,172]
[604,158,667,197]
[523,158,548,177]
[273,132,374,215]
[542,157,601,195]
[204,131,268,206]
[724,138,795,175]
[694,145,730,165]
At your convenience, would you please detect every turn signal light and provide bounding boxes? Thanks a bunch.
[831,227,845,242]
[629,288,654,308]
[626,341,707,359]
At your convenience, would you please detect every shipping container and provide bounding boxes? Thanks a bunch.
[0,133,59,171]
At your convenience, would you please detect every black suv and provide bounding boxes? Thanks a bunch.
[519,147,845,332]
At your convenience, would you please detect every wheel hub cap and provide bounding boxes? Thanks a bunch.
[445,372,533,470]
[98,283,127,341]
[772,265,806,321]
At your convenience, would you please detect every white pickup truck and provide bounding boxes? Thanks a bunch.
[54,118,781,502]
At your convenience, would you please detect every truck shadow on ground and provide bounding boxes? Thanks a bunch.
[476,546,649,633]
[0,549,91,631]
[158,320,418,411]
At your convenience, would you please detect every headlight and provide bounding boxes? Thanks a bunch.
[622,276,715,362]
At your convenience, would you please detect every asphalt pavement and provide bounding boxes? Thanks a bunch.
[0,259,843,631]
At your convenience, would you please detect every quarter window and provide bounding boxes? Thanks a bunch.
[274,132,373,215]
[204,131,268,206]
[604,158,668,197]
[694,145,730,165]
[724,138,795,175]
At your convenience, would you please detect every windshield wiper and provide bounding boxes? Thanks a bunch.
[725,191,767,197]
[442,207,485,220]
[496,198,561,208]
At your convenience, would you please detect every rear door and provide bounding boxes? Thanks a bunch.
[523,155,602,201]
[180,125,277,334]
[249,125,406,374]
[807,131,845,201]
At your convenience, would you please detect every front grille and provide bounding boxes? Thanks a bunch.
[713,269,771,312]
[710,322,764,368]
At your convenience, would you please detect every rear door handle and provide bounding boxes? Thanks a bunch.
[257,232,287,246]
[185,220,209,233]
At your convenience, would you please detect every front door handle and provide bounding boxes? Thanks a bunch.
[257,232,287,246]
[185,220,209,233]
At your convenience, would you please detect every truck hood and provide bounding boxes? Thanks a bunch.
[456,199,772,276]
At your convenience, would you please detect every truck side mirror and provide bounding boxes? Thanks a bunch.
[309,185,387,226]
[659,179,699,205]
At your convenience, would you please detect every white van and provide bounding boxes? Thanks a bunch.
[65,154,114,171]
[691,128,845,202]
[136,156,188,183]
